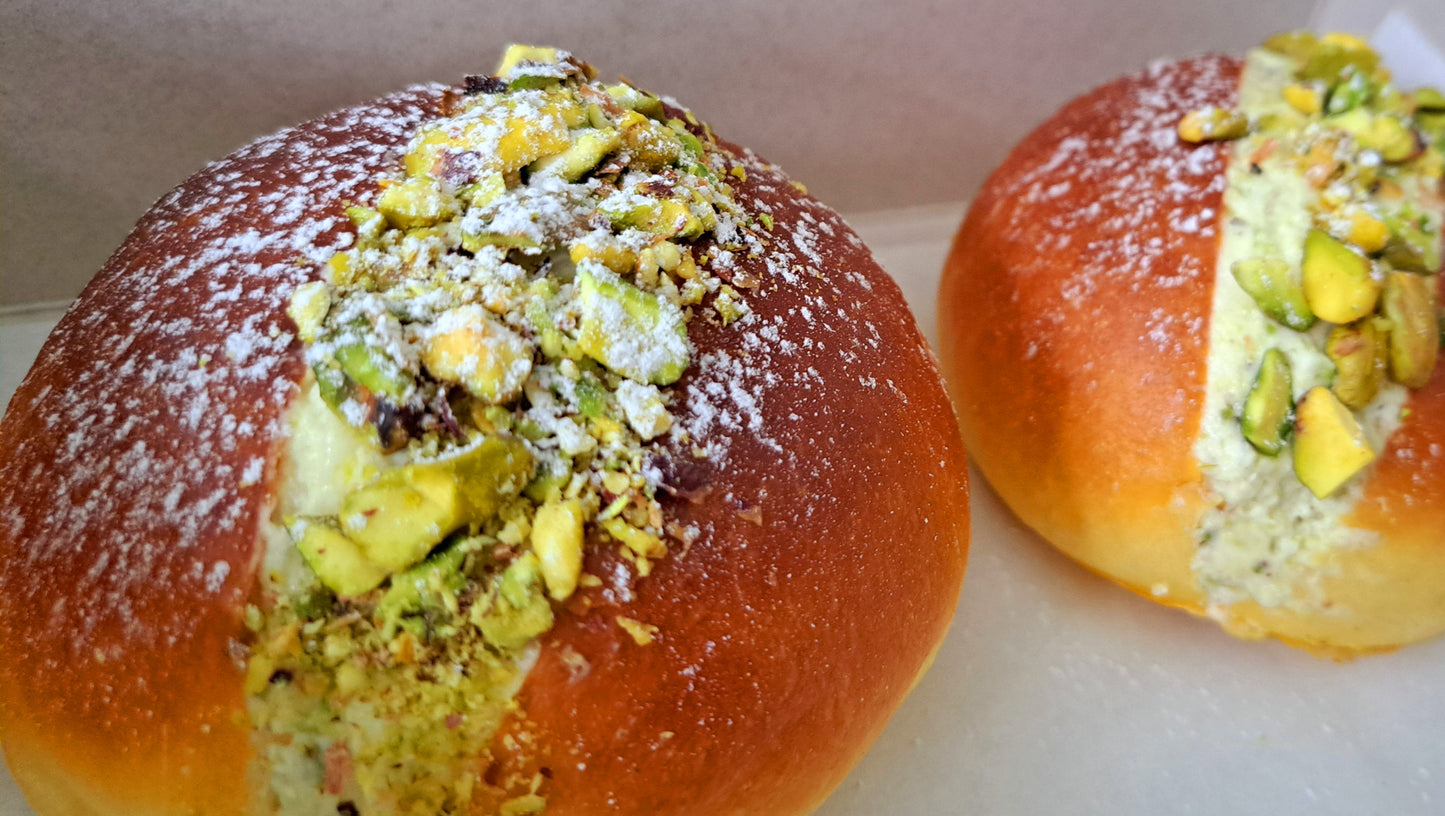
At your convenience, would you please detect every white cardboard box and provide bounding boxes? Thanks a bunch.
[4,3,1445,814]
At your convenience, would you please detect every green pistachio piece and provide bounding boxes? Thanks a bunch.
[523,455,573,503]
[601,197,703,239]
[457,173,507,210]
[1231,257,1315,330]
[1325,320,1386,409]
[1240,349,1295,457]
[1382,209,1441,273]
[530,127,622,181]
[574,376,609,417]
[1326,109,1416,161]
[376,542,470,638]
[1416,88,1445,111]
[334,342,412,401]
[525,297,571,361]
[480,553,554,651]
[1381,271,1440,388]
[576,265,690,385]
[1324,70,1374,115]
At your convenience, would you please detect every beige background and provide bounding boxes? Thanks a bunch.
[0,0,1319,307]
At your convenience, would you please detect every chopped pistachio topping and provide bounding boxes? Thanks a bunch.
[1185,30,1443,493]
[258,45,768,814]
[1192,32,1444,610]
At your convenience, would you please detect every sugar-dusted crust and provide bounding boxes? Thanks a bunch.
[0,83,969,813]
[940,53,1445,657]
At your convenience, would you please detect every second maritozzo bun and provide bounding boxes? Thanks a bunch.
[941,31,1444,658]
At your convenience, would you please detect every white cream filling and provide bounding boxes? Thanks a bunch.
[1191,48,1408,610]
[263,379,389,597]
[255,379,540,811]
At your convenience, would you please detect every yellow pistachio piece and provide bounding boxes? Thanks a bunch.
[288,281,330,343]
[496,45,561,79]
[376,177,453,230]
[1178,107,1249,143]
[1300,138,1344,187]
[421,305,534,404]
[1283,83,1324,115]
[1345,210,1390,254]
[531,498,585,601]
[1326,109,1416,162]
[1262,30,1317,62]
[1319,31,1372,52]
[671,249,699,280]
[296,522,390,597]
[1415,146,1445,180]
[244,653,276,696]
[1369,116,1417,163]
[543,91,588,128]
[652,241,684,272]
[600,516,666,560]
[499,794,548,816]
[615,616,658,646]
[1301,229,1380,323]
[570,237,638,274]
[1292,386,1376,499]
[604,83,664,118]
[340,468,466,573]
[1381,271,1440,388]
[496,112,572,172]
[341,437,533,574]
[615,379,672,440]
[405,126,453,178]
[618,110,683,168]
[1417,87,1445,111]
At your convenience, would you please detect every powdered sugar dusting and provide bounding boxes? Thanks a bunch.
[991,55,1235,374]
[0,86,447,660]
[0,75,971,810]
[667,148,940,515]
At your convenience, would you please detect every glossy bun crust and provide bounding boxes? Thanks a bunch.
[0,87,969,813]
[939,55,1445,657]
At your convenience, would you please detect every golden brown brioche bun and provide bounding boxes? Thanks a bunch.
[0,83,969,813]
[938,54,1445,658]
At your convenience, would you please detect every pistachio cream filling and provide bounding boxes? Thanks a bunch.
[246,46,766,814]
[1188,32,1444,610]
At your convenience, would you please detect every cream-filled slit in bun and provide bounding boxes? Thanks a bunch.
[0,47,970,814]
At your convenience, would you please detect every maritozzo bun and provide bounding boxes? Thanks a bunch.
[940,31,1444,658]
[0,46,970,814]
